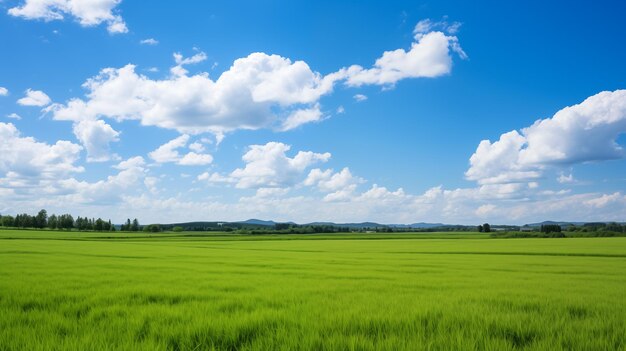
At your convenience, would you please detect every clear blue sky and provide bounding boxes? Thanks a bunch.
[1,0,625,224]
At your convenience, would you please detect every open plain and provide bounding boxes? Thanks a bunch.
[1,230,624,350]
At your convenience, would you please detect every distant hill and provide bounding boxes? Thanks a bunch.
[236,219,278,226]
[523,221,587,227]
[159,219,458,230]
[154,219,624,231]
[394,222,447,228]
[161,220,275,231]
[305,222,384,229]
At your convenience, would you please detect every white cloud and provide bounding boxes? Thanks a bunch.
[149,135,190,163]
[72,119,120,162]
[148,134,213,166]
[197,171,235,184]
[344,25,466,87]
[466,130,541,185]
[48,53,340,135]
[557,173,575,184]
[475,204,497,217]
[0,87,8,96]
[280,104,323,131]
[0,156,150,215]
[47,22,465,137]
[178,152,213,166]
[6,113,22,120]
[106,15,127,33]
[466,90,626,185]
[188,142,205,153]
[56,157,147,204]
[114,156,144,170]
[584,192,624,208]
[0,122,83,180]
[144,176,159,194]
[8,0,128,34]
[17,89,51,106]
[353,94,368,102]
[255,187,290,198]
[520,90,626,165]
[304,167,365,202]
[5,156,620,224]
[227,142,330,189]
[336,105,345,114]
[140,38,158,45]
[171,51,208,76]
[173,51,207,66]
[414,19,463,38]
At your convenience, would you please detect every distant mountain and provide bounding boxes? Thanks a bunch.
[152,219,623,231]
[236,219,278,226]
[162,219,463,230]
[401,222,447,228]
[523,221,587,227]
[305,222,384,229]
[304,222,456,229]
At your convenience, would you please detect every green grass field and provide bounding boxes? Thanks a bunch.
[1,230,625,350]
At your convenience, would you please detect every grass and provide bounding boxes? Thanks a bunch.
[1,230,625,350]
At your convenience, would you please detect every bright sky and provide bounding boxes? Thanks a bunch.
[1,0,625,225]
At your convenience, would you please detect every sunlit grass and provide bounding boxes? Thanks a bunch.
[1,231,625,350]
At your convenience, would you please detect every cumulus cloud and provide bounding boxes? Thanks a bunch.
[520,90,626,164]
[6,113,22,120]
[466,130,541,185]
[114,156,144,170]
[8,0,128,34]
[343,21,466,87]
[255,187,290,198]
[188,142,205,153]
[56,156,147,205]
[202,142,331,189]
[148,134,213,166]
[304,167,365,202]
[178,152,213,166]
[47,53,340,135]
[140,38,158,45]
[144,176,159,194]
[279,104,324,131]
[2,128,619,224]
[475,204,497,217]
[149,135,190,163]
[466,90,626,185]
[0,122,83,179]
[47,20,465,138]
[197,171,235,184]
[17,89,51,106]
[72,119,120,162]
[584,192,624,208]
[0,87,8,96]
[557,172,575,184]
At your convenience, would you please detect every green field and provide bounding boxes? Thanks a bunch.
[1,230,625,350]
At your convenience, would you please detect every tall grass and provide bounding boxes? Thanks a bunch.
[1,232,625,350]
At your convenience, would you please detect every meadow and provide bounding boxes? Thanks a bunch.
[1,230,625,350]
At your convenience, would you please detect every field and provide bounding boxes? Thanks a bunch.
[1,230,625,350]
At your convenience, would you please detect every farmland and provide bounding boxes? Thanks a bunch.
[1,230,625,350]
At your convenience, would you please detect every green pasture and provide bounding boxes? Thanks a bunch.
[1,230,625,350]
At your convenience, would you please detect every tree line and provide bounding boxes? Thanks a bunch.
[0,209,143,232]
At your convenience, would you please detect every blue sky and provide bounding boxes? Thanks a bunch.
[1,0,625,224]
